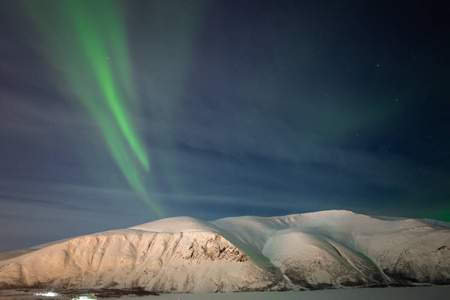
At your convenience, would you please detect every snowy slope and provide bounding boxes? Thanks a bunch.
[0,210,449,292]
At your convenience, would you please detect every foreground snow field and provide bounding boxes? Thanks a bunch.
[0,210,449,292]
[116,286,450,300]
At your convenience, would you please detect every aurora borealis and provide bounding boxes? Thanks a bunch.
[0,0,449,252]
[26,0,158,214]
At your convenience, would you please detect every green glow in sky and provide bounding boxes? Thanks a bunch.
[26,0,162,216]
[72,1,149,171]
[431,207,450,223]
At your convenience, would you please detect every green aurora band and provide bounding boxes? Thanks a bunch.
[25,0,162,216]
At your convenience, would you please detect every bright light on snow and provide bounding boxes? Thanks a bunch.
[35,292,58,297]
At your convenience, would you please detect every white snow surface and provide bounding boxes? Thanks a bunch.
[120,286,450,300]
[0,210,449,292]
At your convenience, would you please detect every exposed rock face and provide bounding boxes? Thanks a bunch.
[0,230,280,292]
[0,211,449,292]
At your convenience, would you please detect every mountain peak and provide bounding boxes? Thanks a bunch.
[1,211,449,292]
[130,216,219,233]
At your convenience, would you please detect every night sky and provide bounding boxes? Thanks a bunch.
[0,0,449,252]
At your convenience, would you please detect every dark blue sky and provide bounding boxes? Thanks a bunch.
[0,0,449,252]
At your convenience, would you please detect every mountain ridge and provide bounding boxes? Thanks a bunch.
[0,210,449,292]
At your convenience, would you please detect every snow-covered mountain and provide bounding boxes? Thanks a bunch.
[0,210,449,292]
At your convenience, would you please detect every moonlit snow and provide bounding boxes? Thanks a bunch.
[0,210,449,293]
[123,286,450,300]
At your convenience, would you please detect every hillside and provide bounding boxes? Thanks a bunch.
[0,211,449,292]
